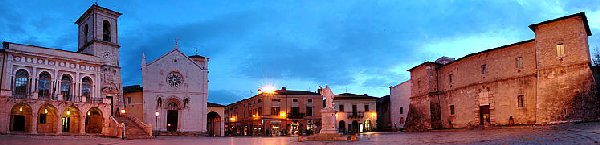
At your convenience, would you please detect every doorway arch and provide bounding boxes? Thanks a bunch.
[338,120,345,133]
[85,107,103,133]
[207,111,221,136]
[351,120,359,133]
[62,106,81,133]
[10,104,33,132]
[37,104,58,133]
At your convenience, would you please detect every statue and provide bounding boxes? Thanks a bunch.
[320,86,335,109]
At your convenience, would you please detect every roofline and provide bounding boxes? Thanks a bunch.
[528,12,592,36]
[407,62,440,71]
[442,39,535,67]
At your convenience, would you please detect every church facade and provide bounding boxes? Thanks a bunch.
[0,4,124,136]
[141,48,210,134]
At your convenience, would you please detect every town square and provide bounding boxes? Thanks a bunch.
[1,0,600,145]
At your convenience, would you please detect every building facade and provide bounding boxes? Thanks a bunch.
[141,48,209,134]
[225,87,322,136]
[405,12,599,131]
[376,95,391,131]
[390,81,410,130]
[0,4,123,136]
[333,93,378,134]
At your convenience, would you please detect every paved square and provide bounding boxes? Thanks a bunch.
[1,122,600,145]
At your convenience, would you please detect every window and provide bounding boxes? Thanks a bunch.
[37,71,51,99]
[449,74,453,84]
[306,107,313,116]
[516,57,524,69]
[258,107,262,116]
[450,105,455,115]
[308,99,312,102]
[39,114,47,124]
[102,20,111,41]
[293,99,298,102]
[400,107,404,114]
[157,97,162,108]
[271,107,280,115]
[15,69,29,96]
[481,64,487,74]
[84,24,88,42]
[272,99,280,102]
[82,77,92,101]
[258,99,262,103]
[518,95,524,107]
[61,75,72,100]
[291,107,299,114]
[339,105,345,112]
[556,44,565,57]
[127,97,132,104]
[364,105,369,112]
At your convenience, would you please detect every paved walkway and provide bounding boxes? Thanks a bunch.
[2,122,600,145]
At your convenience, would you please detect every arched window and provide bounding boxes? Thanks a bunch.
[82,77,92,102]
[157,97,162,108]
[84,24,89,42]
[14,69,29,97]
[184,98,189,108]
[38,71,51,99]
[102,20,111,41]
[61,75,72,101]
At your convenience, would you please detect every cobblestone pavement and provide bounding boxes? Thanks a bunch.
[2,122,600,145]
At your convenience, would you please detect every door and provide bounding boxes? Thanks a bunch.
[62,117,70,132]
[479,105,490,125]
[167,110,178,132]
[13,115,25,131]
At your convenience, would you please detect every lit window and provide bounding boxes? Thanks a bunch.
[556,44,565,57]
[14,69,29,97]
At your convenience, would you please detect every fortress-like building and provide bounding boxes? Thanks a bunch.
[404,12,599,131]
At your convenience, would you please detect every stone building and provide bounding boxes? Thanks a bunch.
[141,47,210,134]
[333,93,378,134]
[405,12,599,131]
[0,4,129,136]
[225,87,322,136]
[390,81,411,130]
[376,95,391,131]
[207,103,225,137]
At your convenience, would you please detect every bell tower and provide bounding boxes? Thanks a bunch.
[75,4,123,115]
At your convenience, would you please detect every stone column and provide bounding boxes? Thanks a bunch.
[80,113,86,134]
[56,113,62,135]
[31,113,38,134]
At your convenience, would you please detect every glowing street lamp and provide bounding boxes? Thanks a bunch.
[155,111,160,137]
[44,108,48,114]
[120,109,126,114]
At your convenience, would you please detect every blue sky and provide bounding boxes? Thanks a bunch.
[1,0,599,105]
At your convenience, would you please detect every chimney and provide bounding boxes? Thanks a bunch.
[281,87,287,91]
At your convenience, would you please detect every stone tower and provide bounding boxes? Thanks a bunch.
[75,4,123,115]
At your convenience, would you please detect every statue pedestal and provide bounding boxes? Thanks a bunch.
[320,108,337,134]
[304,108,347,141]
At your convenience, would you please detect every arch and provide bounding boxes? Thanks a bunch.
[81,77,92,102]
[156,97,162,108]
[61,106,81,133]
[37,104,58,133]
[10,103,33,132]
[338,120,346,133]
[60,74,73,101]
[85,107,103,133]
[207,111,221,136]
[165,97,182,110]
[37,71,51,100]
[351,120,359,134]
[14,69,29,98]
[102,20,111,41]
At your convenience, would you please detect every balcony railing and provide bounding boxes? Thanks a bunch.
[287,112,305,119]
[347,111,364,119]
[11,94,30,99]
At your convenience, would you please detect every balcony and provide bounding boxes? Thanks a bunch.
[347,111,364,119]
[287,112,305,119]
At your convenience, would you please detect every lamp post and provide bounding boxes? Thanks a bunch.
[155,111,160,137]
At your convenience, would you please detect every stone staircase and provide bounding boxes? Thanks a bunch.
[114,116,153,139]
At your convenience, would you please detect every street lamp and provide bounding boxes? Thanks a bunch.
[155,111,160,137]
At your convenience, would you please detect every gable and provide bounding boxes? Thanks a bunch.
[145,48,203,69]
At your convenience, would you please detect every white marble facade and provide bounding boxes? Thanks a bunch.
[142,48,209,133]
